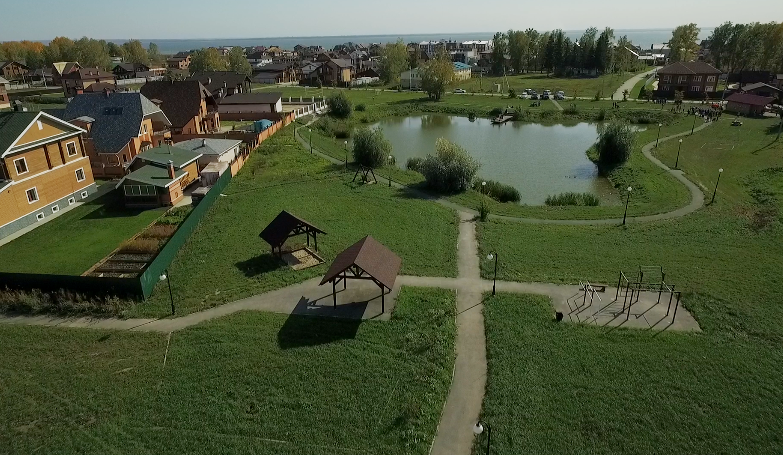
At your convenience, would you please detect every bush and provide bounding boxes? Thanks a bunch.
[327,92,352,118]
[419,138,480,194]
[355,103,366,112]
[596,108,607,121]
[352,127,392,168]
[545,192,600,206]
[406,157,424,172]
[508,88,516,99]
[473,179,521,203]
[478,197,491,221]
[595,122,636,169]
[0,287,132,317]
[158,206,192,225]
[594,91,602,101]
[141,224,178,239]
[489,107,503,117]
[118,238,162,254]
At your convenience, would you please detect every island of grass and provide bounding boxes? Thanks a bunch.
[0,287,456,455]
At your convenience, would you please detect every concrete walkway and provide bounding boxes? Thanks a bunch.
[613,68,661,101]
[551,99,564,111]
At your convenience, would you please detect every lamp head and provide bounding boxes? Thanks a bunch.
[658,123,662,127]
[159,273,167,281]
[487,253,494,261]
[679,139,682,143]
[473,422,484,435]
[627,186,633,192]
[482,181,487,186]
[719,168,724,173]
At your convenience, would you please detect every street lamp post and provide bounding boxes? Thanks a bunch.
[691,113,697,135]
[623,186,633,226]
[344,140,348,169]
[675,139,683,169]
[655,123,663,148]
[309,128,313,154]
[481,180,487,195]
[473,421,492,455]
[711,168,724,204]
[487,252,498,296]
[159,270,175,315]
[388,155,393,187]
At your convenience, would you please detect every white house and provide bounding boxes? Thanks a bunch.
[174,138,243,167]
[401,62,472,89]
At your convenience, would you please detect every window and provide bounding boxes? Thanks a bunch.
[52,205,59,214]
[142,124,148,134]
[705,86,715,92]
[66,141,77,157]
[124,185,157,196]
[123,155,128,163]
[14,157,28,175]
[707,76,716,82]
[36,213,44,221]
[663,85,670,91]
[663,75,671,82]
[68,197,76,205]
[37,120,43,130]
[678,76,688,83]
[26,187,39,204]
[81,191,88,199]
[692,86,701,92]
[693,76,702,82]
[75,168,86,182]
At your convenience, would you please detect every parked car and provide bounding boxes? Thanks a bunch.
[541,93,550,100]
[454,88,467,94]
[518,93,530,99]
[530,94,539,100]
[554,92,565,100]
[543,89,552,96]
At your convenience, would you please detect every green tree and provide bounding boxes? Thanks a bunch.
[327,92,352,118]
[669,23,701,62]
[107,42,125,60]
[490,32,507,76]
[352,127,392,168]
[227,47,252,76]
[74,37,111,70]
[523,29,540,71]
[420,50,454,101]
[577,27,598,71]
[122,40,150,65]
[594,29,613,73]
[507,30,529,74]
[420,138,480,193]
[148,42,163,66]
[43,37,77,65]
[596,122,636,169]
[189,48,228,73]
[380,39,409,86]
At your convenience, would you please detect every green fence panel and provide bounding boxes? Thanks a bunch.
[138,170,234,298]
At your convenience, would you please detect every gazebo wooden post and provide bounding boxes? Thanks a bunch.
[314,232,318,252]
[333,280,337,308]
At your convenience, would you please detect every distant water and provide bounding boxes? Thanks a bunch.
[99,29,713,55]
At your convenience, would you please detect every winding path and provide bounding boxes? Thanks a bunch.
[612,67,661,101]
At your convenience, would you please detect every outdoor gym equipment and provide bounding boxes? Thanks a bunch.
[616,265,682,322]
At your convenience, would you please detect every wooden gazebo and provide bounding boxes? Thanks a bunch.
[259,211,326,257]
[319,236,402,313]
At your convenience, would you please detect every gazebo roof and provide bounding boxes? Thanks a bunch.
[320,236,402,290]
[259,211,325,248]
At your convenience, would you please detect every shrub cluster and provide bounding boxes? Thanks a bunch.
[419,138,480,193]
[0,288,132,317]
[595,122,636,169]
[545,192,600,206]
[313,116,350,138]
[406,157,424,172]
[327,92,352,118]
[118,238,162,254]
[352,127,393,168]
[158,206,192,225]
[355,103,366,112]
[473,179,521,203]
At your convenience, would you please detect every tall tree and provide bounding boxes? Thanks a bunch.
[43,37,77,65]
[74,37,111,70]
[148,42,163,66]
[122,40,150,65]
[523,29,539,71]
[379,39,409,85]
[669,23,701,62]
[507,30,529,74]
[189,48,228,73]
[107,42,125,60]
[227,47,252,76]
[490,32,507,76]
[594,29,613,73]
[420,49,455,101]
[577,27,598,71]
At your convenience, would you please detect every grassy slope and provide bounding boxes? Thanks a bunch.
[480,293,783,455]
[0,287,456,455]
[0,191,165,275]
[134,126,458,318]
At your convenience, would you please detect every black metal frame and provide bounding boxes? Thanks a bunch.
[352,165,377,184]
[329,264,390,313]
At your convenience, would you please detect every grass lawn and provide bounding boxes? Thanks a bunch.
[0,287,456,455]
[451,71,636,98]
[0,191,165,275]
[479,293,783,455]
[134,125,458,318]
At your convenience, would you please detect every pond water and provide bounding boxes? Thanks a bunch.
[373,115,616,205]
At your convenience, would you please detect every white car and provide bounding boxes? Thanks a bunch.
[543,89,552,96]
[518,93,531,99]
[454,89,467,94]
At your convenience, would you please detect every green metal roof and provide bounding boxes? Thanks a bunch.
[135,144,202,169]
[122,164,187,188]
[0,112,40,156]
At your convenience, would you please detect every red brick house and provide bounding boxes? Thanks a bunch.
[61,68,116,97]
[656,62,722,99]
[725,93,774,117]
[0,61,30,82]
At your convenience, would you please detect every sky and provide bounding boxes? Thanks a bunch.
[1,0,779,41]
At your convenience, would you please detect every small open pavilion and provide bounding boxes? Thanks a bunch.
[260,211,326,257]
[319,236,402,313]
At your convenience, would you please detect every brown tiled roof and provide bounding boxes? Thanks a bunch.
[188,71,252,94]
[83,82,119,93]
[260,211,326,248]
[741,82,782,93]
[657,62,721,75]
[220,92,282,105]
[726,93,774,107]
[140,80,215,129]
[62,68,115,80]
[320,236,402,290]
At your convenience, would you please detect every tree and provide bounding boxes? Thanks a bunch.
[596,122,636,169]
[490,32,507,76]
[107,42,125,60]
[352,127,392,168]
[122,40,150,65]
[380,39,409,86]
[43,37,77,65]
[74,37,111,70]
[227,47,252,76]
[523,29,540,71]
[148,42,163,66]
[577,27,598,72]
[420,138,480,193]
[189,48,228,73]
[420,50,454,101]
[327,92,352,118]
[669,23,701,62]
[595,29,613,73]
[507,30,529,74]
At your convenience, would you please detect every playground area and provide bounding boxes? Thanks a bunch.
[558,266,701,332]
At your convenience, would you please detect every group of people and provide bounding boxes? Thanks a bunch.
[688,106,723,122]
[611,101,622,109]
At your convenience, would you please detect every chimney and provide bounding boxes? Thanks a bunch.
[223,81,227,88]
[207,77,212,85]
[104,88,110,98]
[167,160,175,179]
[201,139,207,148]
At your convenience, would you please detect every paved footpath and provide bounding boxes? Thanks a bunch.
[613,68,661,101]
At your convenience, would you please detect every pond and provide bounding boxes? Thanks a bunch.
[373,114,616,205]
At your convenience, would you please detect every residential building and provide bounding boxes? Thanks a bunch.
[0,77,9,92]
[59,92,172,178]
[0,111,97,239]
[51,62,81,85]
[247,51,272,65]
[253,63,299,84]
[0,61,31,81]
[725,93,774,116]
[317,56,353,86]
[698,40,711,61]
[401,62,473,89]
[656,62,722,98]
[453,62,472,82]
[773,74,783,90]
[741,82,782,100]
[217,92,283,121]
[0,79,9,110]
[140,80,220,135]
[188,72,252,100]
[116,145,202,207]
[82,82,122,94]
[174,138,243,167]
[300,62,324,85]
[167,54,191,70]
[650,44,671,61]
[61,68,116,97]
[112,62,152,79]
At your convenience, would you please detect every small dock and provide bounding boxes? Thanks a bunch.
[491,115,513,125]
